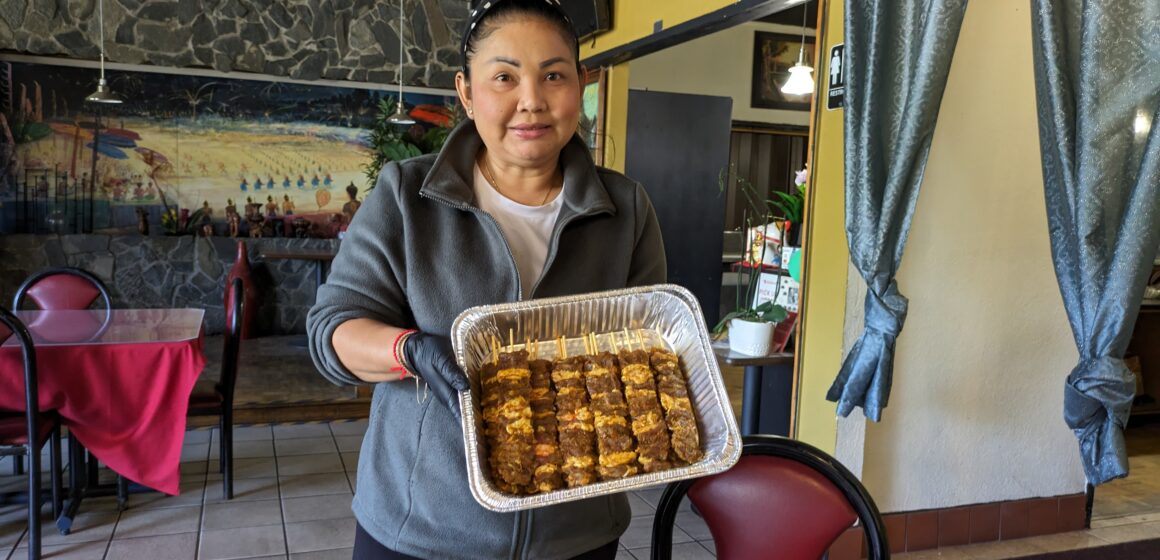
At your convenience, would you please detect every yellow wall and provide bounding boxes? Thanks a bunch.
[794,0,845,454]
[584,0,747,171]
[602,64,630,172]
[579,0,738,59]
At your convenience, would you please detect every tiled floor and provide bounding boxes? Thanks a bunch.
[0,421,717,560]
[1091,421,1160,522]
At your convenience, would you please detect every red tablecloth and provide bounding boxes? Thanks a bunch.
[0,309,206,495]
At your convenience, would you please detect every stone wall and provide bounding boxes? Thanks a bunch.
[0,233,338,335]
[0,0,469,88]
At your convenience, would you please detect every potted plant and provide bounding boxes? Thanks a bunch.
[714,205,790,355]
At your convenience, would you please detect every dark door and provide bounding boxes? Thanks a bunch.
[625,90,732,326]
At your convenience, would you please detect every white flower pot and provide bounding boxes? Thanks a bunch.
[728,318,776,356]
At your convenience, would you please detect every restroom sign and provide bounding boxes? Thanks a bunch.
[827,43,845,110]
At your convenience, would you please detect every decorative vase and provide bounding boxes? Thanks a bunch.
[728,318,776,356]
[226,240,257,340]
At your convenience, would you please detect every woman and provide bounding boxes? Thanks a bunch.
[307,1,665,558]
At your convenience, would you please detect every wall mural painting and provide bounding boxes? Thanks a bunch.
[0,60,457,236]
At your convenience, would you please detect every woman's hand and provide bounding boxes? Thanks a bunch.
[404,333,471,420]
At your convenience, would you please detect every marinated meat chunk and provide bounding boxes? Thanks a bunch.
[618,349,673,472]
[649,349,702,464]
[584,353,639,480]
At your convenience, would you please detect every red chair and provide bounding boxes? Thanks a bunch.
[0,308,64,560]
[12,267,119,505]
[12,267,112,312]
[188,278,245,499]
[651,435,889,560]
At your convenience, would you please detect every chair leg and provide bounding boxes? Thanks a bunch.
[26,446,41,560]
[221,412,233,500]
[50,425,63,519]
[116,475,129,511]
[14,455,24,476]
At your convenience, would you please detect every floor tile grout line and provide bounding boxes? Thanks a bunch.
[274,429,292,560]
[99,502,122,560]
[191,429,208,560]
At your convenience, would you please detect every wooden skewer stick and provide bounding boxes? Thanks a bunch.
[491,335,500,365]
[623,328,634,351]
[609,333,620,354]
[557,336,567,359]
[636,330,646,350]
[509,328,514,349]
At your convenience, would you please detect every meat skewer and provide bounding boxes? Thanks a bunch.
[585,333,640,480]
[479,358,524,495]
[649,339,703,465]
[552,336,598,487]
[490,335,535,492]
[528,341,564,493]
[616,333,673,473]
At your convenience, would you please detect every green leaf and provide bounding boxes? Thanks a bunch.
[760,305,789,324]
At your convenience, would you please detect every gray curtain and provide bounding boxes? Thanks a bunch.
[1031,0,1160,485]
[826,0,969,421]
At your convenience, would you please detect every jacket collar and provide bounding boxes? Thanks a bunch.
[420,120,616,217]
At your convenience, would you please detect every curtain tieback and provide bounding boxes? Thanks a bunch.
[1063,356,1134,431]
[1063,356,1135,484]
[864,280,909,338]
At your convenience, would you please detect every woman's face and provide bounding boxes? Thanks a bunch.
[456,16,583,170]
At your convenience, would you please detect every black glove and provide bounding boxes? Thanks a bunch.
[402,332,470,420]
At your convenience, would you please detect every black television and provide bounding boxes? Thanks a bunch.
[561,0,613,41]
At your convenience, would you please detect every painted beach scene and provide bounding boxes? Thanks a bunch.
[0,60,457,234]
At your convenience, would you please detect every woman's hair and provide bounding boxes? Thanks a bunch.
[461,0,581,78]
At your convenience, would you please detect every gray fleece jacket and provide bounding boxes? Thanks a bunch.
[306,121,666,560]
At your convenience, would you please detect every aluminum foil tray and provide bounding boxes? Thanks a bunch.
[450,284,742,512]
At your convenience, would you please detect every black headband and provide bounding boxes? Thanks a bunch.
[461,0,576,72]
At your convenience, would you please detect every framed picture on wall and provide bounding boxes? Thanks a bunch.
[581,66,606,166]
[751,31,815,111]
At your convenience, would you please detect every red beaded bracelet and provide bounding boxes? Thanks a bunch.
[390,329,418,381]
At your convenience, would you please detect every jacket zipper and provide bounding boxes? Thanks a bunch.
[420,192,523,302]
[513,510,529,560]
[528,211,584,298]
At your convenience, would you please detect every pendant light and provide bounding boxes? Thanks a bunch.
[780,2,815,97]
[85,0,122,104]
[386,0,416,125]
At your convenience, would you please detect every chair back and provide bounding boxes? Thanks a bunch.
[218,278,245,407]
[13,267,112,311]
[652,435,889,560]
[0,308,42,445]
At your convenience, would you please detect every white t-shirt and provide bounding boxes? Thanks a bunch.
[473,164,565,299]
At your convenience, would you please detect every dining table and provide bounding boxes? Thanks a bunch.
[0,308,206,533]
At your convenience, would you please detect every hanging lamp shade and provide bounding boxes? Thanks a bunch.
[780,3,815,97]
[387,105,416,125]
[85,0,122,104]
[388,0,416,125]
[86,78,122,104]
[781,61,815,96]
